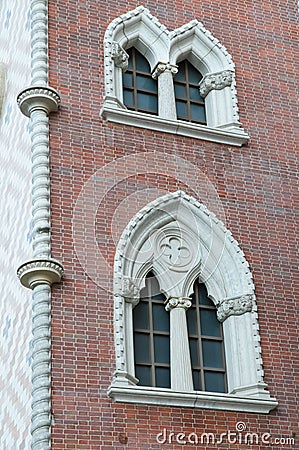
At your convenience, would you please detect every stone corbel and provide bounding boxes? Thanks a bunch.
[17,259,64,289]
[111,42,129,71]
[199,70,234,98]
[152,62,178,80]
[17,86,61,117]
[216,294,253,322]
[120,276,140,305]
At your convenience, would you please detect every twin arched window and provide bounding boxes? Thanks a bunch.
[122,48,207,125]
[133,271,226,393]
[101,7,249,146]
[108,191,277,413]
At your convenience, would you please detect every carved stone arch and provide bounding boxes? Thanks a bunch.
[110,191,277,412]
[103,6,169,101]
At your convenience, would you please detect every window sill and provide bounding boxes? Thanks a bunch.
[100,101,249,147]
[108,384,278,414]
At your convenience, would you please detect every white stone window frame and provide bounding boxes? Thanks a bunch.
[101,6,249,147]
[108,191,277,413]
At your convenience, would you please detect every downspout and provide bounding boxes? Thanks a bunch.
[17,1,63,449]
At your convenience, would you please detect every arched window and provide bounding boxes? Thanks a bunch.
[101,6,249,146]
[123,48,158,115]
[174,60,206,124]
[187,281,226,392]
[109,191,277,413]
[133,272,170,388]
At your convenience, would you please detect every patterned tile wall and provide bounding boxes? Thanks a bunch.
[0,0,32,448]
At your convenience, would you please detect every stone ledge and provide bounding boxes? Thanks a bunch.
[100,104,249,147]
[108,385,278,414]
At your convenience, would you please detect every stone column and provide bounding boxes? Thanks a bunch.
[166,297,193,391]
[152,62,178,120]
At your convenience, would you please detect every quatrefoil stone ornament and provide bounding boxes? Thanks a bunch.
[160,236,192,268]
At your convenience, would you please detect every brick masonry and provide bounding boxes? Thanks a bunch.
[49,1,298,448]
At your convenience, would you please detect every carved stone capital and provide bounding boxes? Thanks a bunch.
[217,294,253,322]
[165,297,192,312]
[17,86,61,117]
[17,259,64,289]
[120,277,140,303]
[111,42,129,71]
[152,62,178,80]
[199,70,234,98]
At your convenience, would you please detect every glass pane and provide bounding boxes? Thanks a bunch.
[200,309,221,337]
[174,83,186,98]
[174,65,185,81]
[188,64,203,84]
[154,335,170,364]
[189,86,203,102]
[135,365,151,386]
[204,371,225,393]
[137,92,158,113]
[135,50,151,72]
[134,333,150,363]
[133,301,149,330]
[189,338,199,366]
[190,104,206,123]
[148,273,160,297]
[202,340,224,369]
[198,284,213,306]
[192,370,202,391]
[153,304,169,332]
[123,90,134,108]
[176,100,187,119]
[136,74,157,91]
[187,307,198,335]
[155,367,170,388]
[123,72,133,87]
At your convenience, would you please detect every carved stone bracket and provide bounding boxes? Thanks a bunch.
[199,70,234,98]
[111,42,129,71]
[217,294,253,322]
[152,62,178,80]
[17,86,61,117]
[165,297,192,312]
[120,276,140,303]
[17,259,64,289]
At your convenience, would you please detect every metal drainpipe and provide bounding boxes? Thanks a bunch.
[17,1,63,449]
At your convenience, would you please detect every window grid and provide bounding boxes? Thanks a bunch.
[133,272,170,388]
[174,60,206,124]
[187,282,227,393]
[123,48,158,115]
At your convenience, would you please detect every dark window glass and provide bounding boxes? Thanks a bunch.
[187,280,227,392]
[174,60,206,124]
[204,371,226,393]
[133,272,170,388]
[123,48,158,115]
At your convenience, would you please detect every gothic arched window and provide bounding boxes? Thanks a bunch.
[187,281,226,393]
[109,191,277,413]
[123,48,158,115]
[102,6,249,146]
[174,60,206,124]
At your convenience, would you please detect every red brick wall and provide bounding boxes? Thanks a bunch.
[48,0,298,448]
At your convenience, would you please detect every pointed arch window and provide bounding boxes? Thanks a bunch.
[174,60,206,124]
[187,281,226,393]
[123,48,158,115]
[101,7,249,146]
[109,191,277,413]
